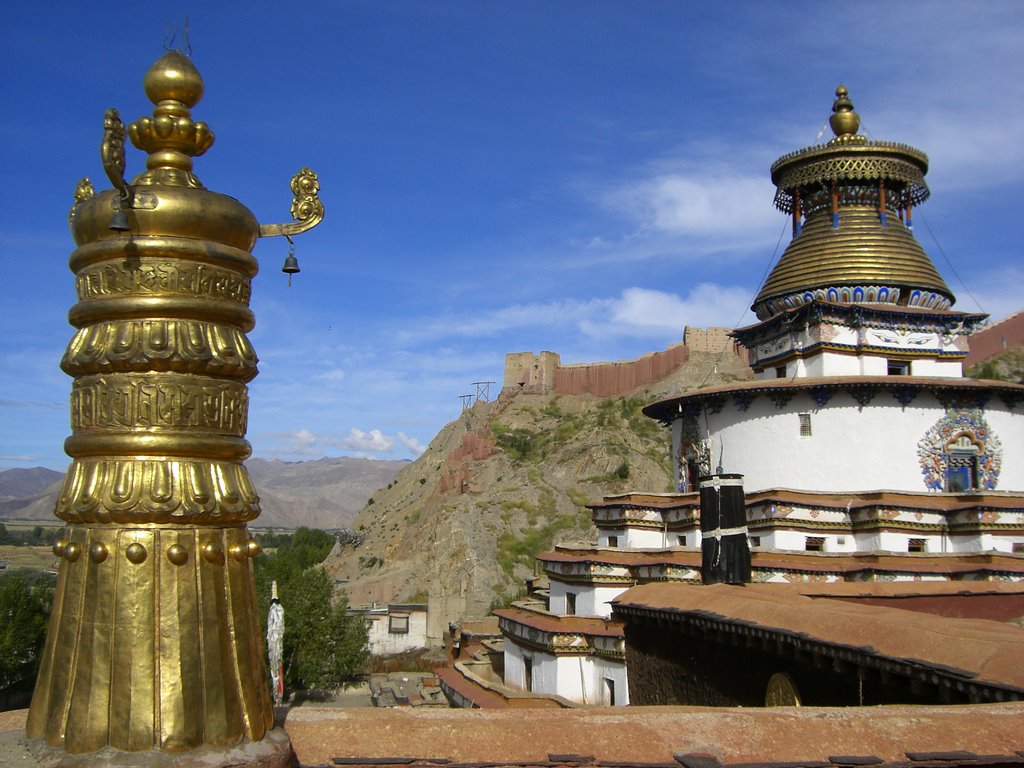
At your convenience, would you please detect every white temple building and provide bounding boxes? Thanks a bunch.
[493,86,1024,708]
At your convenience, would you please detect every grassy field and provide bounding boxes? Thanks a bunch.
[0,545,58,573]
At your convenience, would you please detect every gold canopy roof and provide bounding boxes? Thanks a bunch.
[752,86,954,320]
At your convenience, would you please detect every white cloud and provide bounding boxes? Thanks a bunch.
[284,428,315,456]
[341,428,394,454]
[608,173,777,238]
[397,432,427,455]
[605,285,753,335]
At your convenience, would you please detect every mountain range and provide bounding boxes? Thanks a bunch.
[0,457,405,530]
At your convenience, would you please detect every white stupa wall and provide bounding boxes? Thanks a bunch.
[675,392,1023,494]
[503,641,628,705]
[549,580,627,619]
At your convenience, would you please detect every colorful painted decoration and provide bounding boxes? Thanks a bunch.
[917,409,1002,491]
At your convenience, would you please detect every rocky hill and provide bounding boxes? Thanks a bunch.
[966,347,1024,384]
[323,345,752,639]
[0,457,404,529]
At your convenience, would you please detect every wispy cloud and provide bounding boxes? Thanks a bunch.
[397,432,427,455]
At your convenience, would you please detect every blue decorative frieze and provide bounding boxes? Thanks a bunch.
[907,288,953,310]
[1000,392,1023,411]
[848,386,879,409]
[808,386,834,408]
[760,285,903,317]
[733,392,757,412]
[768,390,795,409]
[890,385,918,408]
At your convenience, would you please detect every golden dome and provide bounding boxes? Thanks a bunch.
[753,207,952,317]
[752,86,953,320]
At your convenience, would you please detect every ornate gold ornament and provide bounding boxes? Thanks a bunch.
[27,49,320,765]
[765,671,802,706]
[753,85,952,320]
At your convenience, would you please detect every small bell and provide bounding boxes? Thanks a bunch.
[109,201,130,232]
[281,236,300,287]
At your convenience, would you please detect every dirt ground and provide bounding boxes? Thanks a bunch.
[0,546,57,573]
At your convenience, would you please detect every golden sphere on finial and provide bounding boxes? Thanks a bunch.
[829,83,860,138]
[143,50,204,107]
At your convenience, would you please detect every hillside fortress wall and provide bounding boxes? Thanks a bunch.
[503,327,738,397]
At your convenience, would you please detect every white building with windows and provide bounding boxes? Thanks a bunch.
[645,85,1024,555]
[492,86,1024,709]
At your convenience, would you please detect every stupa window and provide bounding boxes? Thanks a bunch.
[944,433,981,492]
[908,538,927,553]
[566,592,577,615]
[805,536,825,552]
[798,413,812,437]
[888,360,910,376]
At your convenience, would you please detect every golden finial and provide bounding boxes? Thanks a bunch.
[829,84,861,139]
[128,50,214,187]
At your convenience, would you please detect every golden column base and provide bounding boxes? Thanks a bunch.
[27,726,292,768]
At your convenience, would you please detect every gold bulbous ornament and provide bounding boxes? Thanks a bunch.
[89,541,109,563]
[167,543,189,565]
[202,541,224,563]
[143,50,205,107]
[125,542,148,564]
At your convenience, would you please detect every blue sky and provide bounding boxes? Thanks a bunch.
[1,2,1022,471]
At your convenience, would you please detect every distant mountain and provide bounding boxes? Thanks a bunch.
[0,457,405,529]
[246,457,407,529]
[0,467,64,500]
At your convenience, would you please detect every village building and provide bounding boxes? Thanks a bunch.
[487,86,1024,708]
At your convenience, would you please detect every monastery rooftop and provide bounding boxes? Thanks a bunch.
[5,704,1024,767]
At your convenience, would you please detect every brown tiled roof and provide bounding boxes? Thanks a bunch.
[588,492,699,510]
[540,546,1024,576]
[6,704,1024,766]
[285,703,1024,766]
[612,583,1024,693]
[494,607,622,638]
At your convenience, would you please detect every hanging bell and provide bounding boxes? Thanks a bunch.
[281,236,300,287]
[109,202,130,232]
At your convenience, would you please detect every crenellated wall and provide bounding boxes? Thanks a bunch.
[502,327,741,398]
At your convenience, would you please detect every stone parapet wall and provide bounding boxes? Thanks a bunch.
[502,327,739,398]
[965,310,1024,366]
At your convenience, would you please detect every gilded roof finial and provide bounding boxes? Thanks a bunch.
[128,50,214,188]
[828,84,861,141]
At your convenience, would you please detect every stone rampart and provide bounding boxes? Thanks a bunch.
[965,310,1024,366]
[502,327,737,398]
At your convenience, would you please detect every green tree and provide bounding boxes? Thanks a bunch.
[0,571,54,693]
[283,567,368,690]
[253,528,368,693]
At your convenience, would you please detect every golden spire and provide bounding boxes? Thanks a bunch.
[752,85,953,320]
[828,84,861,141]
[129,51,214,187]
